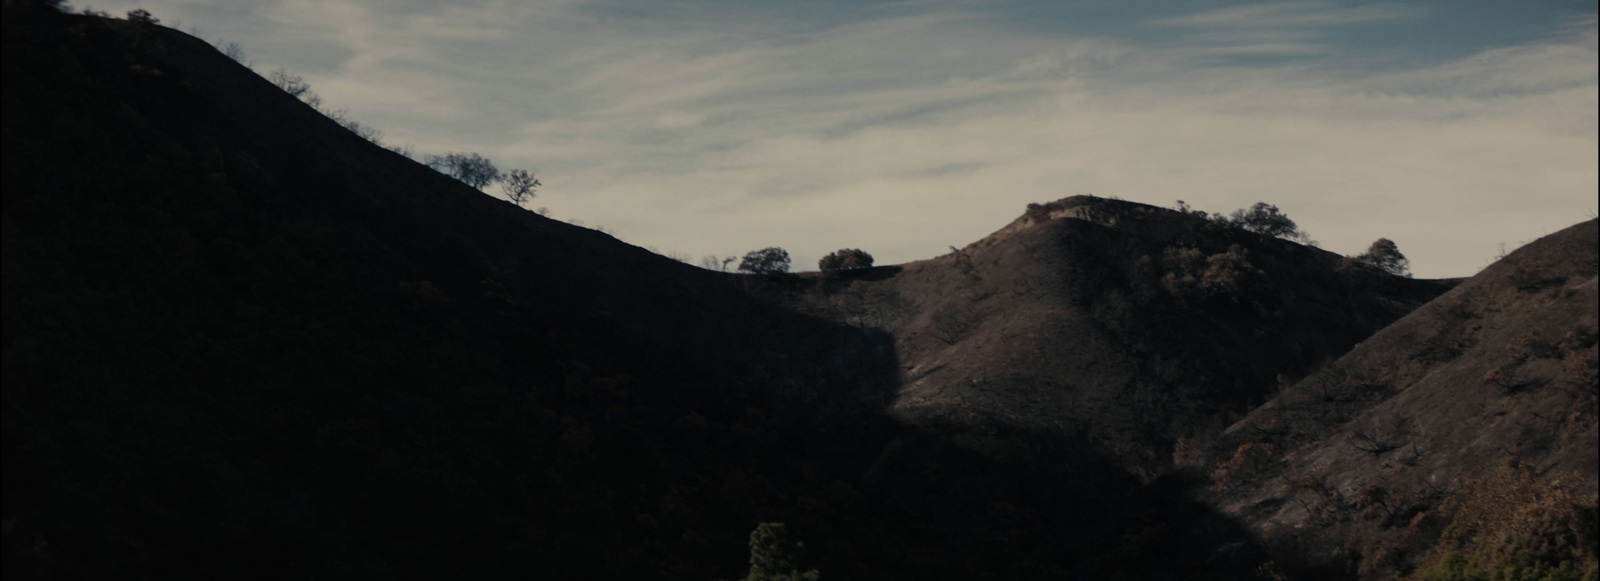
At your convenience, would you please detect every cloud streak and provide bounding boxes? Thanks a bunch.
[1149,2,1421,29]
[86,0,1598,277]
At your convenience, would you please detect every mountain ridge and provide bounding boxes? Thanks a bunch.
[2,4,1592,580]
[0,5,1260,578]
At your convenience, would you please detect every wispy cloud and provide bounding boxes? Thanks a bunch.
[1150,2,1423,59]
[1150,2,1421,29]
[83,0,1598,277]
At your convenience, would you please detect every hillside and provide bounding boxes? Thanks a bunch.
[0,4,1266,579]
[793,195,1452,475]
[6,3,1588,580]
[1202,220,1599,579]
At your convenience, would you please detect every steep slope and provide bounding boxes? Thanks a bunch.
[1203,220,1599,579]
[798,196,1452,474]
[0,5,1267,580]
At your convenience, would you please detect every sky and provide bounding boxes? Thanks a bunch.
[85,0,1597,277]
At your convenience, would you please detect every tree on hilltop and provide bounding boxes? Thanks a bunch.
[426,152,501,190]
[818,248,873,273]
[1228,202,1301,240]
[739,247,791,275]
[499,168,541,208]
[1357,238,1410,277]
[267,67,322,108]
[125,8,158,24]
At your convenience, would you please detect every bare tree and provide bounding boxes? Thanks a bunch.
[425,152,501,190]
[339,118,382,144]
[218,40,247,64]
[700,254,724,271]
[499,168,541,208]
[267,67,312,99]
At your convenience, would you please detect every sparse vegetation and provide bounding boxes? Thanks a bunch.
[1415,461,1598,581]
[1174,199,1211,219]
[267,67,322,108]
[929,300,980,345]
[425,151,501,189]
[219,40,246,63]
[948,245,979,279]
[1025,202,1054,223]
[733,523,821,581]
[125,8,157,24]
[1347,415,1413,456]
[702,254,738,272]
[1416,552,1592,581]
[1211,442,1274,488]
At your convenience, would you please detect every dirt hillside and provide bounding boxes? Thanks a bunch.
[796,195,1452,474]
[1202,219,1599,579]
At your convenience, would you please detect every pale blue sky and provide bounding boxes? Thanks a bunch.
[86,1,1597,277]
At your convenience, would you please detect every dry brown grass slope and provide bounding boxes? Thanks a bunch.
[790,195,1452,475]
[1203,219,1599,579]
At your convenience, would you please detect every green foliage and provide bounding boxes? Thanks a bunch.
[818,248,873,273]
[1418,552,1593,581]
[1416,462,1600,581]
[739,247,791,275]
[1160,244,1261,302]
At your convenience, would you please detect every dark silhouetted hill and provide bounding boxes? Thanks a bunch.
[1,4,1269,580]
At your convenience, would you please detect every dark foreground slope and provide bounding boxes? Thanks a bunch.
[1,5,1263,579]
[1204,220,1599,579]
[794,196,1452,476]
